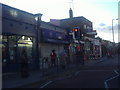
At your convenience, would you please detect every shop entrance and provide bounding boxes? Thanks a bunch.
[18,36,33,71]
[2,35,33,73]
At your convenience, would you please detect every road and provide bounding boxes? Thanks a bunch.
[42,70,119,88]
[31,55,120,88]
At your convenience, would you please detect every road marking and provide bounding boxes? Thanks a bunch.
[104,81,108,89]
[114,70,119,75]
[40,81,53,88]
[40,74,72,88]
[104,70,120,89]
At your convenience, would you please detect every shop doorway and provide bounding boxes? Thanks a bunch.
[2,35,34,73]
[18,36,33,71]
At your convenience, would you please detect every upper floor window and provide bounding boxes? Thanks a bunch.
[84,25,86,29]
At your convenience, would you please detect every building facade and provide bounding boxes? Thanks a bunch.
[2,4,40,73]
[50,16,100,61]
[1,4,68,73]
[40,21,68,66]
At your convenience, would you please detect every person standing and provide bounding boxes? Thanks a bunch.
[59,49,67,70]
[50,49,57,67]
[21,47,29,78]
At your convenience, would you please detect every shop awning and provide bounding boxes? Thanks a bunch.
[41,38,69,44]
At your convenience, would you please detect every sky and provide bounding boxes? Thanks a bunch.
[0,0,119,43]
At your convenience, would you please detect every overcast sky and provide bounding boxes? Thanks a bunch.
[1,0,119,43]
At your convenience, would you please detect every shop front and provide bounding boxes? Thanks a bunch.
[39,28,69,68]
[1,34,37,73]
[1,3,43,73]
[40,28,69,57]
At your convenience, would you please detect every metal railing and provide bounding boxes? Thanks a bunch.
[39,55,84,77]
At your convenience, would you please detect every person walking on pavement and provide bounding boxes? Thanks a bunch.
[20,47,29,78]
[50,49,57,67]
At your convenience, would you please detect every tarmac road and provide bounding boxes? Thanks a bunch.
[40,70,118,88]
[39,55,120,88]
[23,55,119,88]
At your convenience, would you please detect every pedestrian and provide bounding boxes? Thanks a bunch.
[50,49,57,67]
[20,47,29,78]
[59,50,66,70]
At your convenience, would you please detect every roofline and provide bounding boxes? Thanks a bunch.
[60,16,92,23]
[41,21,66,30]
[1,3,43,16]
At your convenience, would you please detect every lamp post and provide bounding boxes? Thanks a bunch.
[112,19,118,43]
[112,18,118,55]
[34,13,42,69]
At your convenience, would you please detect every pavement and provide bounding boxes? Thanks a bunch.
[2,56,107,88]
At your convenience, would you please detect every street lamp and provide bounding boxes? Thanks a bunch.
[112,19,118,43]
[112,19,118,55]
[34,13,42,68]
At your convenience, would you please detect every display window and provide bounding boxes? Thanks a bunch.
[1,35,8,72]
[18,36,33,64]
[2,34,34,73]
[2,44,7,64]
[2,35,7,63]
[8,35,17,63]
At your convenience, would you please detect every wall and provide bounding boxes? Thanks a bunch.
[0,3,2,90]
[0,4,1,33]
[2,4,37,25]
[2,4,39,36]
[40,43,64,58]
[60,17,93,33]
[2,18,36,36]
[118,1,120,42]
[41,21,66,33]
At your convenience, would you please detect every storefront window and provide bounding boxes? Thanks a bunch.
[2,35,8,72]
[2,35,8,62]
[2,34,34,73]
[2,35,7,42]
[2,44,7,63]
[8,35,17,62]
[84,41,91,55]
[0,35,2,42]
[18,36,33,63]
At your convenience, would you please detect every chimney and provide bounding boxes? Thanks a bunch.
[69,8,73,18]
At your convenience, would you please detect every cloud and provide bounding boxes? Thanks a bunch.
[99,23,106,26]
[96,23,118,32]
[94,23,118,42]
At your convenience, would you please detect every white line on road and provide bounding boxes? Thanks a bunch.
[114,70,119,75]
[104,81,108,89]
[40,74,73,88]
[40,81,53,88]
[104,70,120,89]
